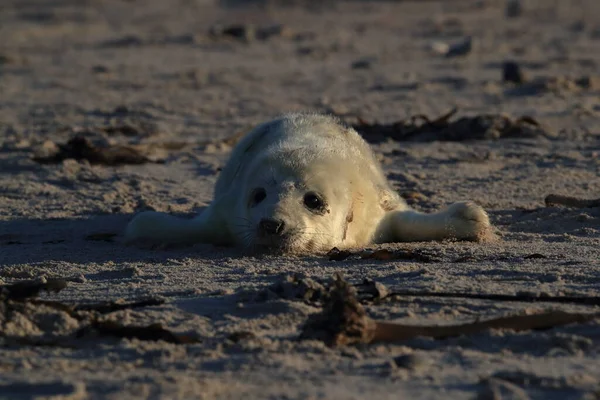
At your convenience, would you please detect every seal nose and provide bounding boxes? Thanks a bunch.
[258,218,285,236]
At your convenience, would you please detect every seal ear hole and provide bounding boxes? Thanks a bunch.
[304,192,326,213]
[249,188,266,207]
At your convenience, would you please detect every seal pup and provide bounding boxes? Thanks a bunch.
[125,113,491,253]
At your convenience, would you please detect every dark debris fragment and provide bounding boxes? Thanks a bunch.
[33,136,158,165]
[327,247,352,261]
[1,279,68,301]
[299,275,376,346]
[208,24,291,42]
[79,321,199,344]
[352,109,551,143]
[73,298,165,314]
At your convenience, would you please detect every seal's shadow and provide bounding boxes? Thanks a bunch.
[0,212,235,267]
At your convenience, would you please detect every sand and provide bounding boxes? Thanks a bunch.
[1,0,600,398]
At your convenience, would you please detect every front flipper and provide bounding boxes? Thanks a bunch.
[124,203,232,247]
[375,201,492,243]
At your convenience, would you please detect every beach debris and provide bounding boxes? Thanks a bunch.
[503,61,526,84]
[99,35,143,48]
[505,0,522,18]
[545,194,600,208]
[0,278,68,301]
[352,109,551,143]
[430,36,472,57]
[0,277,190,345]
[72,298,165,314]
[351,58,374,70]
[300,276,600,346]
[327,247,352,261]
[368,287,600,307]
[77,321,198,344]
[32,136,159,165]
[299,276,377,346]
[208,24,291,42]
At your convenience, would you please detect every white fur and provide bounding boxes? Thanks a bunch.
[125,113,491,253]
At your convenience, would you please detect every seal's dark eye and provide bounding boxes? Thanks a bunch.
[304,192,324,211]
[250,188,266,207]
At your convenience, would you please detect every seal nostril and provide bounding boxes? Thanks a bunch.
[259,218,285,235]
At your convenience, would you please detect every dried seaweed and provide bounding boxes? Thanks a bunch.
[352,109,551,143]
[545,194,600,208]
[79,321,198,344]
[0,279,68,301]
[32,136,157,165]
[300,276,600,346]
[374,288,600,307]
[300,276,377,346]
[0,278,189,346]
[71,298,165,314]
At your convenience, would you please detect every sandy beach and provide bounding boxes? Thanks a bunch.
[1,0,600,398]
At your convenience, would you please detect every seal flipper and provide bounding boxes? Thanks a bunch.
[124,203,232,246]
[374,202,491,243]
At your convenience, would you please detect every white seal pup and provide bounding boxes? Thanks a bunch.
[125,113,491,253]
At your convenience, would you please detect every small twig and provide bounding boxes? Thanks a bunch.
[371,311,598,343]
[73,298,165,313]
[383,290,600,306]
[545,194,600,208]
[27,298,165,316]
[301,276,600,346]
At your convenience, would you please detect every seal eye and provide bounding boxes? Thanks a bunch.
[304,192,324,211]
[249,188,266,207]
